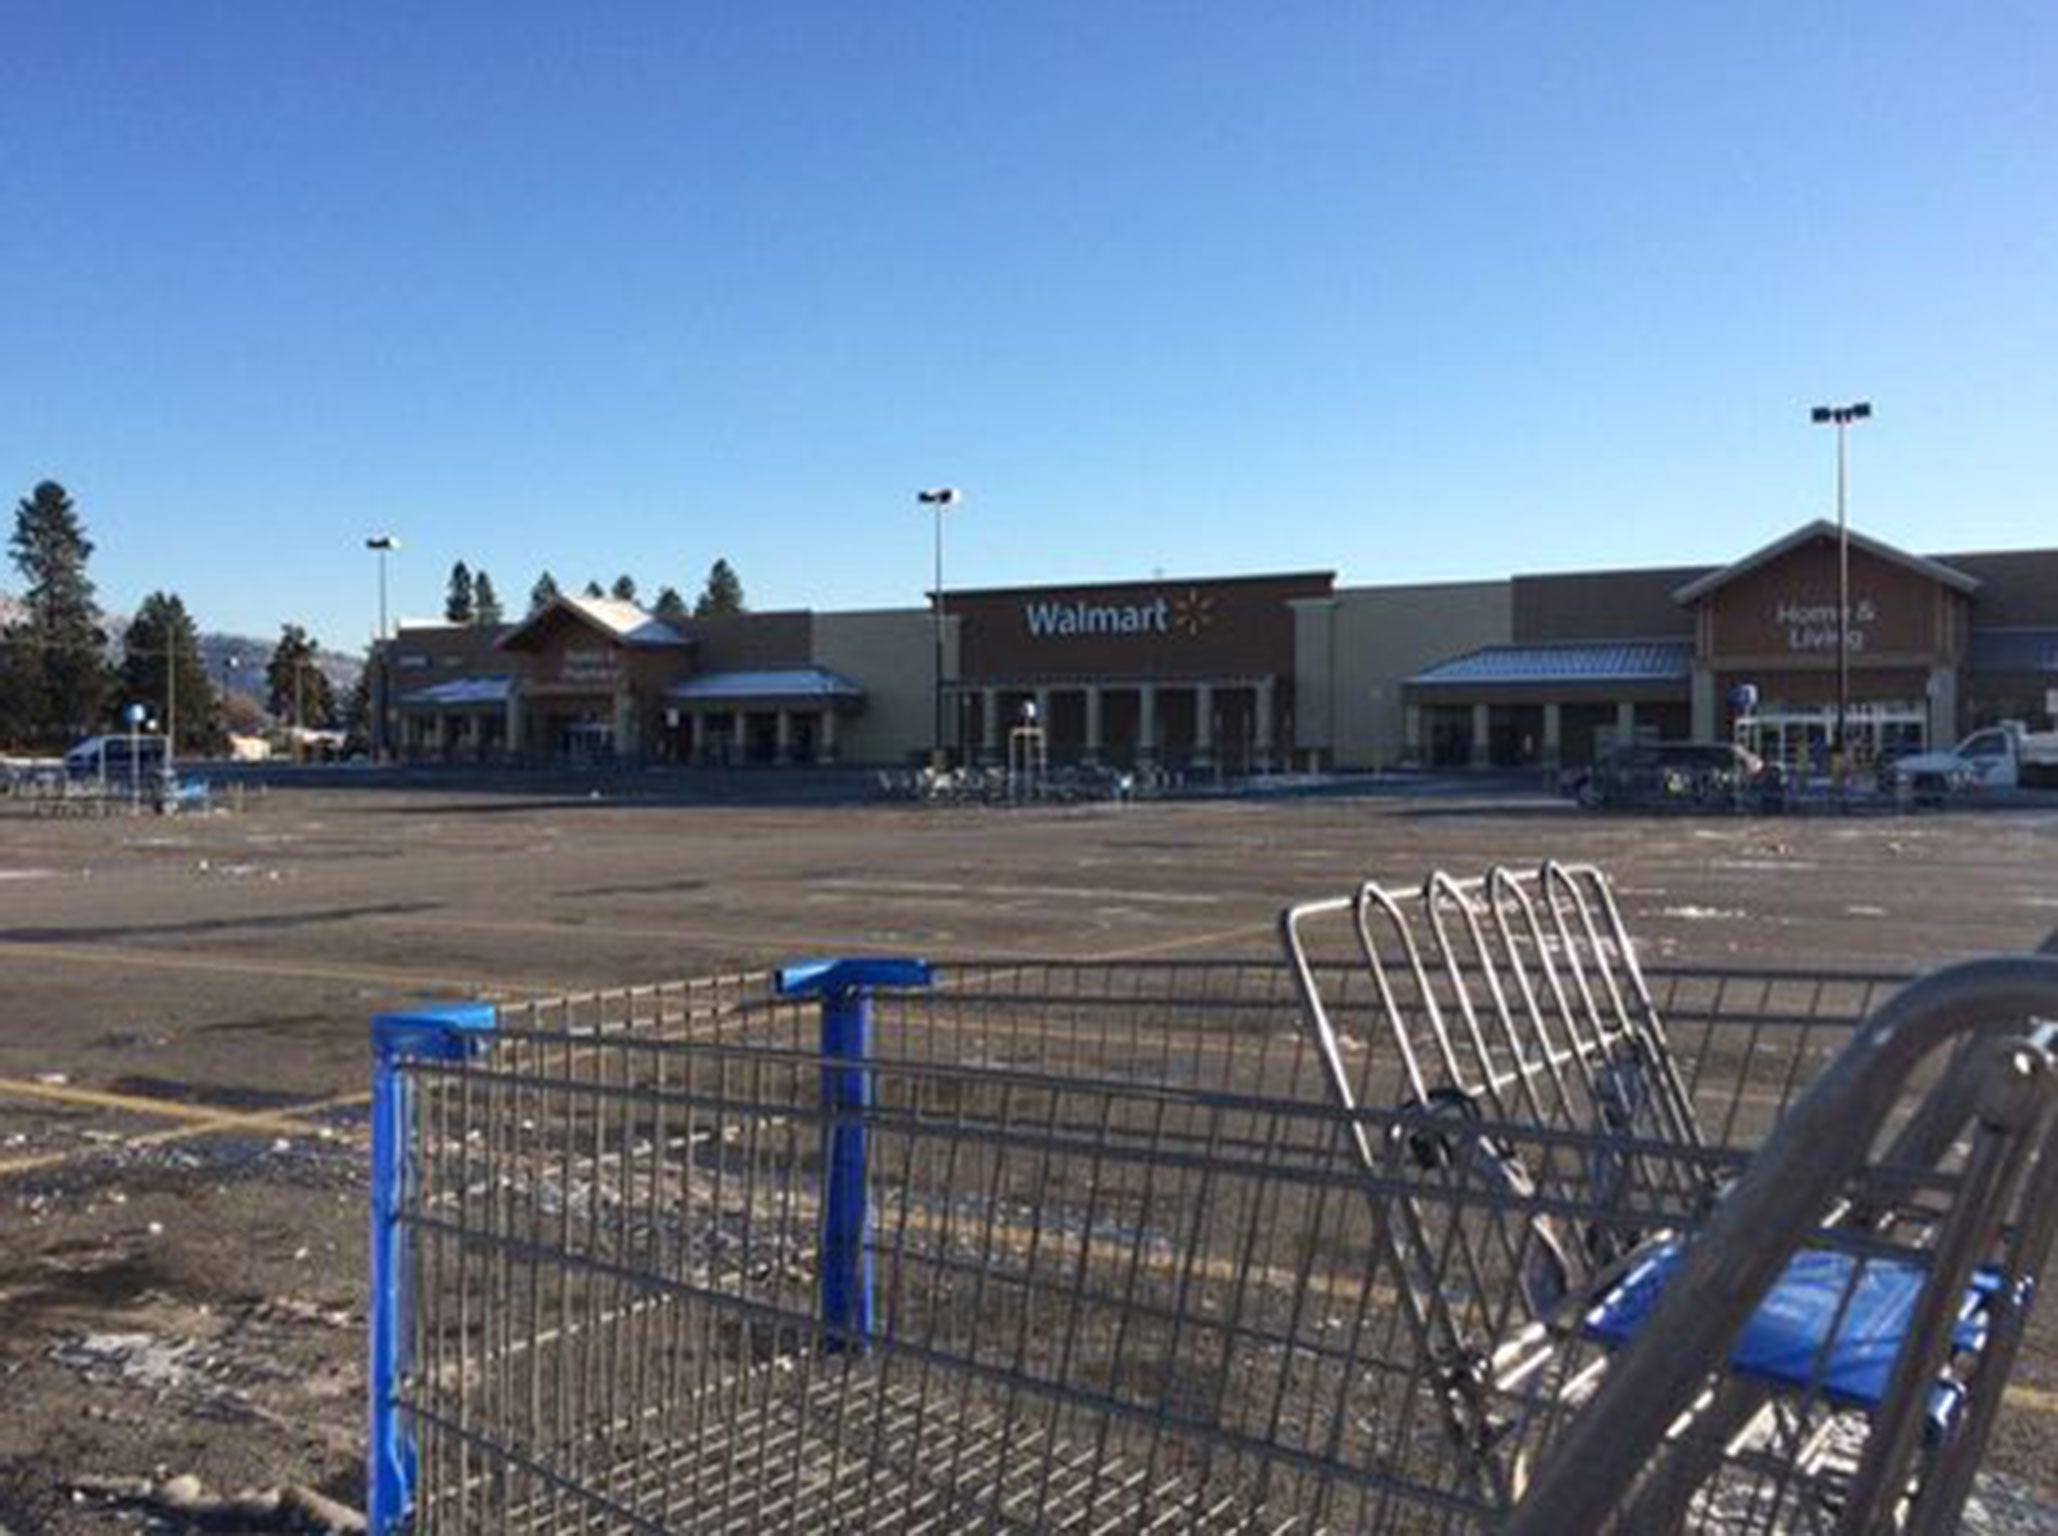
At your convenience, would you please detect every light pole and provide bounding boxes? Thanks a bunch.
[1809,401,1871,781]
[366,535,400,761]
[916,489,961,766]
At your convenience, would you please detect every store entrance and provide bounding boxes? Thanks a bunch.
[557,714,614,763]
[1736,701,1926,776]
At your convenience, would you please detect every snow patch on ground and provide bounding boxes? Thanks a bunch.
[50,1332,197,1391]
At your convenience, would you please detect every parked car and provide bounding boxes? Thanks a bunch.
[1564,741,1773,810]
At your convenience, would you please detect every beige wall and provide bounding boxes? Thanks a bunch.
[809,609,960,764]
[1296,582,1512,768]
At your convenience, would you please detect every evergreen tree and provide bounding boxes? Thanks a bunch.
[445,561,475,624]
[530,571,561,613]
[9,480,109,745]
[472,570,503,626]
[340,669,372,747]
[119,592,219,753]
[583,579,605,599]
[265,625,337,728]
[694,558,746,618]
[652,585,688,621]
[0,626,36,747]
[610,573,638,603]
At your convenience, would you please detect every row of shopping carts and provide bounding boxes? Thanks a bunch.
[872,762,1174,805]
[367,863,2058,1532]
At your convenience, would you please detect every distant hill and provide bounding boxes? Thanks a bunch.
[193,632,363,704]
[0,589,361,711]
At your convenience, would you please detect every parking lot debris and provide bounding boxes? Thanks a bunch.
[70,1472,366,1533]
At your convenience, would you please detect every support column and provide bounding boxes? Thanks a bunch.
[435,714,453,761]
[1254,678,1276,774]
[1138,685,1159,764]
[1083,686,1104,765]
[821,707,840,765]
[1470,702,1491,769]
[505,695,523,758]
[1927,668,1958,750]
[981,688,1000,765]
[1691,666,1717,741]
[1615,699,1637,751]
[613,689,637,761]
[1403,703,1422,770]
[1192,683,1215,770]
[1542,702,1563,772]
[775,708,793,766]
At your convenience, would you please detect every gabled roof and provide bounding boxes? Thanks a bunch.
[1670,521,1979,605]
[1410,640,1693,686]
[667,667,864,703]
[496,594,691,652]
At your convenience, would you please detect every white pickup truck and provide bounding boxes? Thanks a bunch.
[1891,723,2058,795]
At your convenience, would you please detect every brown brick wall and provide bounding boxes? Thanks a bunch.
[1511,567,1706,642]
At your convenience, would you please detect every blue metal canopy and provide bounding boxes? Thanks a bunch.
[1970,629,2058,674]
[1410,641,1694,687]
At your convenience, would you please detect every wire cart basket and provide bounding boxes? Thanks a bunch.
[367,864,2058,1533]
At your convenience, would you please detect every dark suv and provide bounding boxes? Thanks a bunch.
[1566,741,1772,811]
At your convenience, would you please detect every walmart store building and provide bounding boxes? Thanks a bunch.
[372,521,2058,772]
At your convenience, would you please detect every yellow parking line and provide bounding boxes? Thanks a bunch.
[0,1084,372,1177]
[1091,918,1274,961]
[0,1076,351,1137]
[388,913,1063,963]
[0,936,548,996]
[2004,1383,2058,1417]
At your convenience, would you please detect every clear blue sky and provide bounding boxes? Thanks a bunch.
[4,2,2053,650]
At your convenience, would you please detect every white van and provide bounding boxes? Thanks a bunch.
[63,733,170,785]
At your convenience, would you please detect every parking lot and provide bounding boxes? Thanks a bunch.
[2,781,2056,1530]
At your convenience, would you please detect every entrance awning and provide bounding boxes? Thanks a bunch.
[399,676,514,708]
[1971,630,2058,674]
[666,667,865,706]
[1409,641,1693,686]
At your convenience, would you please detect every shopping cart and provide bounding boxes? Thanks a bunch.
[1280,861,2058,1532]
[366,871,2058,1533]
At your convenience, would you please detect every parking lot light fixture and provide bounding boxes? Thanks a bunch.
[1808,402,1871,784]
[366,535,400,760]
[916,490,962,765]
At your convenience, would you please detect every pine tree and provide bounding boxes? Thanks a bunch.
[9,480,109,745]
[653,585,688,621]
[445,561,475,624]
[694,558,746,618]
[530,571,561,613]
[341,669,373,746]
[0,626,37,747]
[583,579,605,599]
[265,625,337,728]
[472,570,503,626]
[119,592,219,753]
[610,574,638,603]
